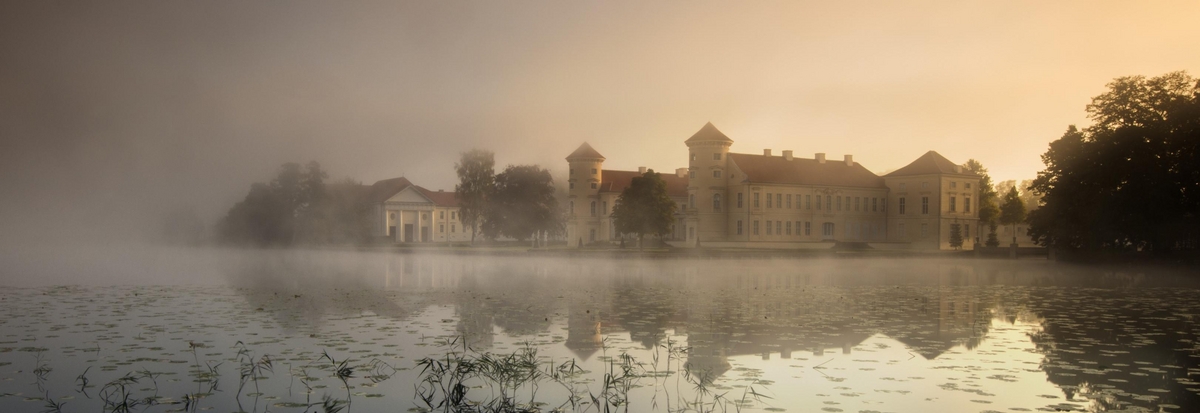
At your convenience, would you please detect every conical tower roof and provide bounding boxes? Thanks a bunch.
[566,142,605,161]
[684,122,733,144]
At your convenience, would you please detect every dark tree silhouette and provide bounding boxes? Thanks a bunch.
[611,170,677,249]
[481,165,561,242]
[948,223,963,250]
[998,187,1026,245]
[217,161,366,245]
[454,149,495,245]
[963,159,998,245]
[1029,72,1200,253]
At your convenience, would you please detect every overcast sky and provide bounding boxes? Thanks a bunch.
[2,1,1198,242]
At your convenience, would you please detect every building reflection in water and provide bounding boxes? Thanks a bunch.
[224,252,1200,410]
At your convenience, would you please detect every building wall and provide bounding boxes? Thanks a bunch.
[685,140,732,244]
[884,173,980,249]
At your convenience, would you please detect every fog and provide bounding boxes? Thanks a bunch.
[3,1,1199,250]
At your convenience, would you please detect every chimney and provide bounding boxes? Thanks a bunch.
[844,154,854,166]
[638,166,647,174]
[763,149,772,156]
[676,168,687,178]
[782,150,793,161]
[815,153,826,163]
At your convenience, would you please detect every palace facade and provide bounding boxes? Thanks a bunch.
[566,122,981,250]
[366,177,469,243]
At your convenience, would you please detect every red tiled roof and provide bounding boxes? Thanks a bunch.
[728,153,886,188]
[684,122,733,144]
[365,177,458,207]
[566,142,606,160]
[884,151,978,177]
[599,169,688,197]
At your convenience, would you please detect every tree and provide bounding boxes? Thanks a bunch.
[611,170,677,249]
[963,159,998,245]
[218,161,331,245]
[1029,71,1200,253]
[999,187,1027,245]
[948,223,963,250]
[454,149,495,245]
[481,165,561,242]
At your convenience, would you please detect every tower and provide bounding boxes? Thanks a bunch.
[684,122,733,244]
[566,142,605,246]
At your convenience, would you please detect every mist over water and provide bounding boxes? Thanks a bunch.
[2,249,1199,412]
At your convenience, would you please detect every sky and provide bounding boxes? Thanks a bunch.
[2,1,1198,242]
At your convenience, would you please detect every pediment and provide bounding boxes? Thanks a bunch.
[386,186,434,204]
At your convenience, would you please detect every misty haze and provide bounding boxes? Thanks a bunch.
[2,2,1199,413]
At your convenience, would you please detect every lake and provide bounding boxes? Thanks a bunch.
[2,247,1198,412]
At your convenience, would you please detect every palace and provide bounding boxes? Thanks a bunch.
[565,122,981,250]
[366,177,469,243]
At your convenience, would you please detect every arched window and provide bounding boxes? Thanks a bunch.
[712,193,722,212]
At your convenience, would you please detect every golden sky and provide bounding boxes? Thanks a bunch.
[2,1,1198,238]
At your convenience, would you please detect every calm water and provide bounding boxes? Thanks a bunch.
[2,248,1199,412]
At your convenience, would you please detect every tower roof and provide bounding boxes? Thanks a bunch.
[684,122,733,144]
[566,142,605,161]
[884,151,977,177]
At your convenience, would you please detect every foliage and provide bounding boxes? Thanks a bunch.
[218,161,370,245]
[949,223,963,250]
[611,170,678,248]
[455,149,495,244]
[1029,71,1200,252]
[999,187,1027,244]
[963,159,999,244]
[481,165,562,241]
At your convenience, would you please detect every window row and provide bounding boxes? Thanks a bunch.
[736,192,886,214]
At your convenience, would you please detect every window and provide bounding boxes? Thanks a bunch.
[689,194,695,209]
[713,153,722,160]
[825,195,831,210]
[591,182,597,189]
[964,197,971,213]
[691,152,697,161]
[899,197,906,214]
[922,197,929,214]
[806,195,811,209]
[899,183,906,191]
[920,223,929,237]
[804,221,811,236]
[753,220,760,235]
[922,181,929,190]
[776,194,782,209]
[766,221,772,235]
[767,193,773,208]
[855,197,860,211]
[389,212,395,220]
[570,182,574,189]
[570,169,574,176]
[949,197,957,212]
[737,193,744,208]
[712,194,722,212]
[591,168,597,174]
[822,222,834,237]
[966,183,972,189]
[776,221,782,235]
[689,170,696,179]
[569,201,574,216]
[872,198,878,212]
[786,221,792,235]
[951,181,957,189]
[451,224,456,233]
[451,211,456,220]
[837,196,842,211]
[603,201,608,215]
[787,194,792,209]
[440,224,445,233]
[590,201,596,217]
[737,220,743,235]
[440,211,445,219]
[754,193,760,208]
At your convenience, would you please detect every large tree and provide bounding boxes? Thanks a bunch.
[1029,71,1200,253]
[218,161,333,245]
[998,186,1027,245]
[963,159,999,246]
[611,170,677,249]
[481,165,561,242]
[454,149,495,244]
